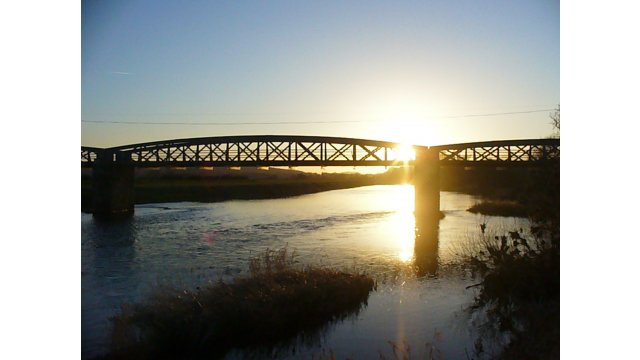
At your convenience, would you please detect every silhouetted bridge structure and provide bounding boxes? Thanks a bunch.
[82,135,559,218]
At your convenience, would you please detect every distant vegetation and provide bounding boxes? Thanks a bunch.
[440,166,535,200]
[439,165,558,218]
[81,166,410,212]
[101,247,375,359]
[81,163,543,213]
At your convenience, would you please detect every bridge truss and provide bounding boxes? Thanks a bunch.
[81,136,559,168]
[81,135,406,167]
[434,138,560,166]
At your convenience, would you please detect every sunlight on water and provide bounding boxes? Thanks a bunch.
[373,184,415,263]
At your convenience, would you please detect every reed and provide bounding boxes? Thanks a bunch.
[103,247,376,359]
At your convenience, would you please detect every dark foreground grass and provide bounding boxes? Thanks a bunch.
[463,159,560,359]
[467,200,528,218]
[102,248,375,359]
[464,231,559,360]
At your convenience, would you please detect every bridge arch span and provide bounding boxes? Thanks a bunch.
[83,135,417,168]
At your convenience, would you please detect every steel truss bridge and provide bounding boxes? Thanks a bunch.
[81,135,559,168]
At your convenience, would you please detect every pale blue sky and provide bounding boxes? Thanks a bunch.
[82,0,559,148]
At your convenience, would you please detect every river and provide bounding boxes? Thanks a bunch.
[81,185,530,359]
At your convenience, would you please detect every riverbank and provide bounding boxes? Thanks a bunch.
[81,167,407,212]
[81,165,533,213]
[446,164,558,218]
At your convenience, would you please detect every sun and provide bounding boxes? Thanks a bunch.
[374,108,445,148]
[392,143,416,163]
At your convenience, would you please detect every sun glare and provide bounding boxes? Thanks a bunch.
[374,109,446,147]
[393,143,416,163]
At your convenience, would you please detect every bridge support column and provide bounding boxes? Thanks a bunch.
[413,148,441,275]
[414,148,440,220]
[92,152,135,219]
[414,215,439,276]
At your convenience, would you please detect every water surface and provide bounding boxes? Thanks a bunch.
[81,185,528,359]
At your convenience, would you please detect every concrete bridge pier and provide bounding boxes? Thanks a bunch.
[413,147,441,275]
[92,151,135,219]
[414,214,439,276]
[414,148,440,221]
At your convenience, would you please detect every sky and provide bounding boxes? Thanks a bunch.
[81,0,559,148]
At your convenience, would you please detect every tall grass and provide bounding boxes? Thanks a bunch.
[458,160,559,359]
[452,224,559,359]
[102,247,375,359]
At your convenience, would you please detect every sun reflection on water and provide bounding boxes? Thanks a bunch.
[376,185,416,263]
[394,210,415,263]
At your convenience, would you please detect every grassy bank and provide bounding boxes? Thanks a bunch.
[133,178,382,203]
[440,166,533,199]
[81,180,382,212]
[101,248,375,359]
[81,165,543,213]
[81,170,404,212]
[467,199,528,217]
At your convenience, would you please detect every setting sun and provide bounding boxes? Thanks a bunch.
[392,143,416,163]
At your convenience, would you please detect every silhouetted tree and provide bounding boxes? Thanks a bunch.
[550,105,560,138]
